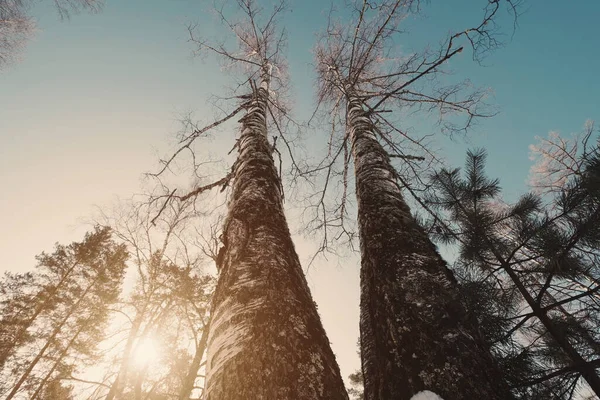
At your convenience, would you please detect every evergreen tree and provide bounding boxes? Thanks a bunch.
[0,271,39,368]
[0,227,128,399]
[36,379,75,400]
[425,144,600,398]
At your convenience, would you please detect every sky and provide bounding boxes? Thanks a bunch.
[1,0,600,390]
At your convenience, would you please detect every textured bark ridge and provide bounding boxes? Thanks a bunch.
[348,97,513,400]
[203,80,348,400]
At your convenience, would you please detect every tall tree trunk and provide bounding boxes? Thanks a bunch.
[203,73,348,400]
[178,319,210,400]
[347,97,513,400]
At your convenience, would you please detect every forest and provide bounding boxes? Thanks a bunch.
[1,0,599,399]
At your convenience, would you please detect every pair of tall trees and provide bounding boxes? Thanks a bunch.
[1,0,529,398]
[152,0,522,399]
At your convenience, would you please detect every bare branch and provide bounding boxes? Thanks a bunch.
[149,104,247,178]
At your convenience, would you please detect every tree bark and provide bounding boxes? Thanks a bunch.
[203,74,348,400]
[347,97,513,400]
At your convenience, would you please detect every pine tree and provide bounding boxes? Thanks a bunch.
[0,227,128,399]
[35,378,75,400]
[0,271,40,369]
[425,144,600,398]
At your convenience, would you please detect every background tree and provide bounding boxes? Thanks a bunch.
[93,197,214,400]
[0,227,128,400]
[36,378,75,399]
[346,340,364,400]
[0,271,39,369]
[0,227,114,370]
[0,0,102,68]
[424,127,600,398]
[347,369,364,400]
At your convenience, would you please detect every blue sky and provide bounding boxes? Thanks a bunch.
[1,0,599,386]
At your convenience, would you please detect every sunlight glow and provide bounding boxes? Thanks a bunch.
[131,337,161,369]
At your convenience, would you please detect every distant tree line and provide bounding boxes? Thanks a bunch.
[0,196,215,399]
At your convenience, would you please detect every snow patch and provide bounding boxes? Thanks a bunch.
[410,390,445,400]
[443,332,458,341]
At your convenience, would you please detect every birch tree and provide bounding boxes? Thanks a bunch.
[310,1,519,398]
[150,1,348,398]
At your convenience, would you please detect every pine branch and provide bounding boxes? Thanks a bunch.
[514,358,600,388]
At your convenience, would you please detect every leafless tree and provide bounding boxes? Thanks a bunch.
[148,1,349,398]
[0,0,33,67]
[91,196,214,400]
[309,1,520,399]
[529,120,596,195]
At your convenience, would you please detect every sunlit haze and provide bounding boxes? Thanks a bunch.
[131,337,161,370]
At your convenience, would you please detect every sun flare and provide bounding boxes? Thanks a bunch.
[131,337,161,369]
